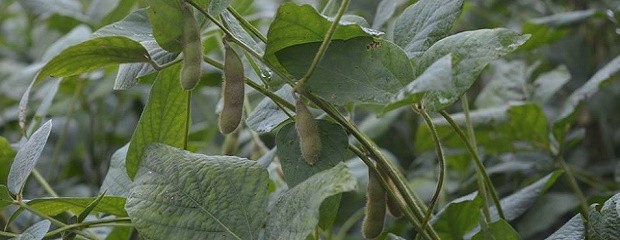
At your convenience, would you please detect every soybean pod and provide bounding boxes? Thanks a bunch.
[180,2,202,90]
[294,95,321,165]
[218,41,245,134]
[362,168,386,239]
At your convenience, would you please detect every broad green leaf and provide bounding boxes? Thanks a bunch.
[94,10,178,89]
[246,85,295,133]
[100,144,132,197]
[265,3,381,72]
[35,37,150,84]
[553,56,620,144]
[530,65,570,104]
[413,28,529,109]
[93,9,154,43]
[0,185,13,209]
[24,196,127,217]
[194,0,233,17]
[275,120,348,187]
[372,0,399,29]
[126,63,188,179]
[416,104,549,153]
[545,214,585,240]
[78,191,107,222]
[0,137,16,186]
[221,10,262,54]
[473,219,521,240]
[8,120,52,195]
[588,193,620,240]
[516,193,580,238]
[520,22,570,51]
[9,220,50,240]
[530,9,599,28]
[432,192,483,239]
[145,0,183,52]
[385,54,453,112]
[275,120,348,229]
[277,37,414,106]
[474,60,531,109]
[490,171,563,221]
[126,143,269,240]
[264,163,357,240]
[393,0,464,59]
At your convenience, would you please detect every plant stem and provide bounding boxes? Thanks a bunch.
[226,7,267,43]
[438,110,505,219]
[557,156,590,237]
[414,106,446,240]
[32,169,59,197]
[461,96,492,221]
[18,201,96,239]
[184,91,191,150]
[44,217,131,238]
[308,93,436,239]
[349,146,435,240]
[0,231,17,238]
[296,0,349,88]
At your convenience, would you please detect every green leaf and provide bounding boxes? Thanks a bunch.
[553,56,620,144]
[0,185,13,209]
[416,104,549,153]
[588,193,620,240]
[94,9,179,90]
[490,171,563,221]
[9,220,50,240]
[473,219,521,240]
[264,163,357,240]
[93,9,154,43]
[277,37,414,106]
[77,191,107,222]
[530,65,570,104]
[25,196,127,217]
[126,143,269,240]
[265,3,381,72]
[385,54,453,112]
[275,120,349,230]
[100,144,132,197]
[194,0,233,16]
[432,192,483,239]
[393,0,464,59]
[0,137,16,186]
[275,120,348,187]
[413,28,530,109]
[372,0,399,29]
[546,214,585,240]
[8,120,52,195]
[246,85,295,134]
[474,60,531,109]
[516,193,580,238]
[126,63,189,179]
[35,36,150,84]
[145,0,183,52]
[520,22,570,50]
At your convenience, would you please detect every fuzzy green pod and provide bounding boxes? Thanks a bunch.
[295,97,321,165]
[218,42,245,134]
[180,2,203,90]
[362,169,386,239]
[385,183,404,218]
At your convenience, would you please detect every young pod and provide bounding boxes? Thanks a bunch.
[218,42,245,134]
[295,97,321,165]
[362,169,386,239]
[180,2,203,90]
[385,181,404,218]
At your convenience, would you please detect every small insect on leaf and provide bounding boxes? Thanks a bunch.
[362,168,386,239]
[218,41,245,134]
[294,95,321,165]
[180,2,203,90]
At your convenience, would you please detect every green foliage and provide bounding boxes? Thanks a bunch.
[1,0,619,239]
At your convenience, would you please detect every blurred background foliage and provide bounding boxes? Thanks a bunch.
[1,0,619,239]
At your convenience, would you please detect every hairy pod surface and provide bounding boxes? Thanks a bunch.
[385,180,404,218]
[180,3,202,90]
[295,98,321,165]
[362,169,386,239]
[218,43,245,134]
